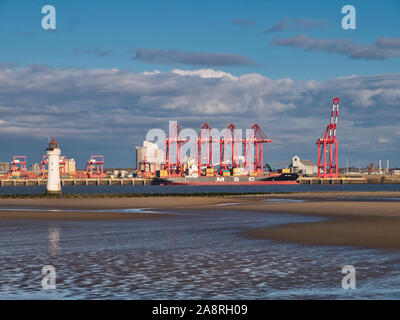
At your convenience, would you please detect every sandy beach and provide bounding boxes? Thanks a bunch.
[0,196,247,220]
[1,191,400,249]
[239,200,400,250]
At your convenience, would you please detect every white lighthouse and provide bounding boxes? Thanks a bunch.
[46,138,61,194]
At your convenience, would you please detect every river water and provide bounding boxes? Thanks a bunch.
[0,184,400,195]
[1,206,400,299]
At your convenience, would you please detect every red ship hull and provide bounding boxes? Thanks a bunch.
[160,180,299,186]
[155,173,299,185]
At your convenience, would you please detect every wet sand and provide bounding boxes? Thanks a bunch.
[234,192,400,250]
[1,191,400,249]
[0,196,247,220]
[239,201,400,250]
[0,210,168,221]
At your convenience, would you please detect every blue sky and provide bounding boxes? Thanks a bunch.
[0,0,399,168]
[2,0,399,79]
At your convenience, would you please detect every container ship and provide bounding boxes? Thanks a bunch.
[155,172,299,185]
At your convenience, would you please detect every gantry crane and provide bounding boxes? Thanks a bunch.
[86,155,105,178]
[245,124,272,175]
[164,122,188,177]
[317,98,340,178]
[197,123,214,176]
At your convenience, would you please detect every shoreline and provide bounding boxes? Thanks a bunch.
[1,191,400,250]
[0,196,249,220]
[0,189,399,199]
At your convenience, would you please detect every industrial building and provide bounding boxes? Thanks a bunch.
[0,162,10,173]
[136,141,164,173]
[30,163,41,174]
[290,156,318,175]
[64,158,76,174]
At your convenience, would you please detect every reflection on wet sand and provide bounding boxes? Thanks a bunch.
[48,227,60,257]
[1,208,400,299]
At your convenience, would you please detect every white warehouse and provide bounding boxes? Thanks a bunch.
[290,156,318,175]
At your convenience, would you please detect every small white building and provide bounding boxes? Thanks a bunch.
[290,156,318,175]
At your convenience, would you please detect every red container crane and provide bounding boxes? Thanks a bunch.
[160,122,273,178]
[220,123,242,173]
[317,98,340,178]
[197,123,214,176]
[164,122,188,177]
[86,155,105,178]
[245,124,272,175]
[11,156,27,172]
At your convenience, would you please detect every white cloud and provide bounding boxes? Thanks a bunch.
[142,70,160,75]
[0,64,399,165]
[171,68,238,80]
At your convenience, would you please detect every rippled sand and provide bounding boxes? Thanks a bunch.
[2,210,400,299]
[2,191,400,299]
[1,191,400,249]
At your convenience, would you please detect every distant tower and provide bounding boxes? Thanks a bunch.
[46,138,61,194]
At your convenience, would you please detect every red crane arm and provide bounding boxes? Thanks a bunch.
[329,98,339,140]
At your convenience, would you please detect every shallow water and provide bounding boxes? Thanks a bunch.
[337,197,400,201]
[1,208,400,299]
[263,199,307,203]
[0,183,400,195]
[0,207,157,213]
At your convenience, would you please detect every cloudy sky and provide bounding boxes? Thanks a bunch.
[0,0,399,168]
